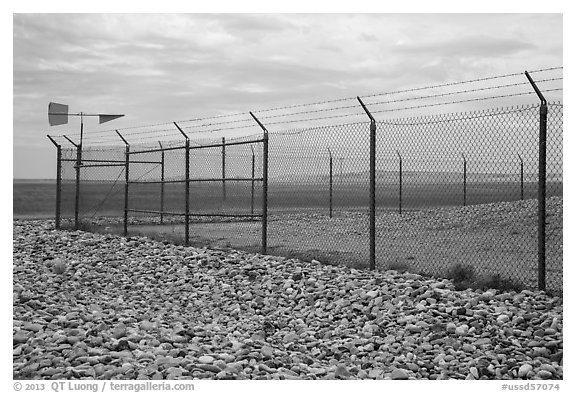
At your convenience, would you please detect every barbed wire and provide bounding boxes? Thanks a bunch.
[61,66,562,138]
[370,89,562,115]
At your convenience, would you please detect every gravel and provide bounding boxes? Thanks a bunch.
[13,220,563,380]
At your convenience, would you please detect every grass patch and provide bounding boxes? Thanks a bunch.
[446,263,524,292]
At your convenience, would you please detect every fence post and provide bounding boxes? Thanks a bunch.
[62,135,81,230]
[397,151,402,214]
[222,137,226,200]
[159,141,165,224]
[250,112,268,254]
[357,97,376,270]
[47,135,62,229]
[328,147,333,218]
[525,71,548,291]
[174,122,190,246]
[518,153,524,201]
[462,153,467,206]
[250,145,255,215]
[116,131,130,237]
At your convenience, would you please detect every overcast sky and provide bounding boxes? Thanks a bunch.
[13,13,562,179]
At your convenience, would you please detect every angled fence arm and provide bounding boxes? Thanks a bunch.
[357,97,376,270]
[250,112,269,254]
[525,70,548,291]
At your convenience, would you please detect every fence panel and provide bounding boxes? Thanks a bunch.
[55,102,562,293]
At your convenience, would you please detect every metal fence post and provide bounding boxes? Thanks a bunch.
[61,135,81,230]
[174,122,190,246]
[462,153,467,206]
[525,71,547,292]
[47,135,62,229]
[222,137,226,201]
[249,112,268,254]
[328,148,333,218]
[159,141,165,224]
[116,131,130,237]
[397,151,402,214]
[250,145,255,215]
[357,97,376,270]
[518,153,524,200]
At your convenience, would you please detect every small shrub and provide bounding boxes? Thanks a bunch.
[446,263,477,291]
[446,263,524,292]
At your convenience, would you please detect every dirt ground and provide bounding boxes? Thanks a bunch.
[121,197,562,293]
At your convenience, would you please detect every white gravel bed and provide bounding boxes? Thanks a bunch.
[13,220,562,380]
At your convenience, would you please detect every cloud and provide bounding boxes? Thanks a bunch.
[12,13,563,179]
[394,35,537,58]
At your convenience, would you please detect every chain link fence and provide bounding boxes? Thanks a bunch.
[51,70,563,293]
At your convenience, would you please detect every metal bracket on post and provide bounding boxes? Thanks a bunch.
[525,71,548,292]
[175,122,190,245]
[159,141,165,224]
[116,130,130,237]
[357,96,376,270]
[47,135,62,229]
[250,112,268,255]
[397,151,402,214]
[462,153,467,207]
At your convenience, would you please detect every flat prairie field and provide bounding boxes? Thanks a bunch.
[14,180,562,292]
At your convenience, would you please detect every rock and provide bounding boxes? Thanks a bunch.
[497,315,510,324]
[198,355,215,364]
[474,338,492,346]
[446,323,457,333]
[261,346,274,358]
[470,367,479,379]
[196,364,220,373]
[455,325,469,336]
[283,332,298,343]
[390,368,409,380]
[334,365,351,378]
[13,331,30,344]
[518,364,533,378]
[112,323,127,339]
[537,370,553,379]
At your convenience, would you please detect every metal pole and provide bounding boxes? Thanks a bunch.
[518,153,524,201]
[249,112,268,254]
[397,151,402,215]
[174,122,191,246]
[159,142,165,224]
[185,139,190,246]
[251,145,255,215]
[328,148,333,218]
[116,131,130,237]
[47,135,62,229]
[222,137,226,201]
[462,153,467,207]
[74,144,81,230]
[262,132,268,254]
[357,96,376,271]
[525,71,547,291]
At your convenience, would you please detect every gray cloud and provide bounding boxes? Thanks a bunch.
[13,13,562,179]
[394,35,536,58]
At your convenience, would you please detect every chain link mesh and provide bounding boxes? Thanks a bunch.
[58,102,562,293]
